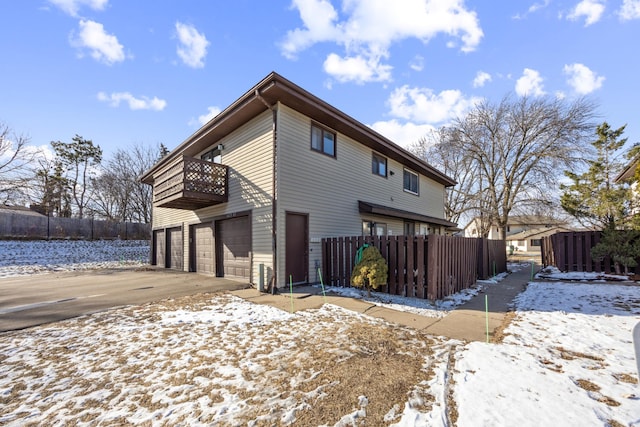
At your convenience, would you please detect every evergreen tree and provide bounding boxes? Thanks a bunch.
[560,122,631,230]
[51,135,102,218]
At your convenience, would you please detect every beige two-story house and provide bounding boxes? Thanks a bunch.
[141,72,456,289]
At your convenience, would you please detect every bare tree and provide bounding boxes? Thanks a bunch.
[89,143,157,223]
[0,122,37,205]
[415,95,597,239]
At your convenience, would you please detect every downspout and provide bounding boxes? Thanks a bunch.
[255,90,278,292]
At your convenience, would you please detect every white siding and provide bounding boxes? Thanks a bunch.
[275,104,447,286]
[151,111,274,283]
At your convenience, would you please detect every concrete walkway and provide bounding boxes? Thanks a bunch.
[231,263,534,342]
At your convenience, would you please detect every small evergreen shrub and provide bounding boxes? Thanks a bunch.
[351,246,388,296]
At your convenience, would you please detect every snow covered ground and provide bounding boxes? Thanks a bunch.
[0,239,149,278]
[0,241,639,425]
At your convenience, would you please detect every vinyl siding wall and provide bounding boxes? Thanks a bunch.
[151,111,274,283]
[275,104,446,286]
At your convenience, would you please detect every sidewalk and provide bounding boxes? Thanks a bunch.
[230,264,534,342]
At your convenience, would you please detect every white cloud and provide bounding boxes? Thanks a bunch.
[48,0,108,17]
[70,20,125,65]
[97,92,167,111]
[369,120,437,149]
[619,0,640,20]
[282,0,483,83]
[189,106,221,127]
[388,85,481,124]
[409,55,424,72]
[563,63,605,94]
[513,0,551,19]
[567,0,605,26]
[515,68,545,97]
[175,22,209,68]
[472,71,492,88]
[323,52,392,84]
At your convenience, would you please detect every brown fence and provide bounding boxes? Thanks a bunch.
[0,212,150,240]
[321,235,507,300]
[541,231,618,273]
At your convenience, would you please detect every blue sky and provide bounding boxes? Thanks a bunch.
[1,0,640,159]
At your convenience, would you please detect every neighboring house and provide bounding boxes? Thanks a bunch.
[463,215,568,241]
[506,226,573,252]
[615,155,639,215]
[141,72,456,289]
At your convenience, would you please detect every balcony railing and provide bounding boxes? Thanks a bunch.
[153,156,228,210]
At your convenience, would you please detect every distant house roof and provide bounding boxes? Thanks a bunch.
[141,72,456,188]
[505,226,573,241]
[464,215,567,231]
[0,205,46,217]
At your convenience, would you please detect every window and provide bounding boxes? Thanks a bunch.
[201,147,221,164]
[311,124,336,157]
[530,239,541,247]
[362,221,387,236]
[403,169,419,194]
[372,153,387,177]
[404,222,415,236]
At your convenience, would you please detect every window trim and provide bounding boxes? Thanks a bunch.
[310,123,336,158]
[372,152,387,178]
[403,168,419,195]
[201,147,222,164]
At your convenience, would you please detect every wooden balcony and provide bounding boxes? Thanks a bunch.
[153,156,228,210]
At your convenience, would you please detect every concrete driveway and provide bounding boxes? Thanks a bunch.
[0,268,250,332]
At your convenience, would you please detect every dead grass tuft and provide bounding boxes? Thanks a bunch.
[293,323,435,426]
[575,378,600,392]
[491,311,517,343]
[612,372,638,384]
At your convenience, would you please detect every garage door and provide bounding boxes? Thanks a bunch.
[216,216,250,279]
[153,229,166,267]
[167,227,183,270]
[192,223,214,274]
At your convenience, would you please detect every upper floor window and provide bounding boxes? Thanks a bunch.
[311,124,336,157]
[201,147,221,164]
[372,153,387,177]
[403,169,419,195]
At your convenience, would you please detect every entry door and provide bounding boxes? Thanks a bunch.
[191,223,214,274]
[286,212,308,285]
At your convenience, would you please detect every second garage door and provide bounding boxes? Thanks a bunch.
[192,223,214,274]
[216,216,250,280]
[167,227,183,270]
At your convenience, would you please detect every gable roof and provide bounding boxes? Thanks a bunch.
[505,226,573,241]
[141,72,455,187]
[615,154,639,183]
[464,215,567,230]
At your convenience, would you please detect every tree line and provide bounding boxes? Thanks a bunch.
[410,95,638,237]
[0,122,168,223]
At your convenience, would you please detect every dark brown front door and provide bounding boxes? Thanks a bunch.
[191,223,214,274]
[286,212,308,285]
[216,216,251,279]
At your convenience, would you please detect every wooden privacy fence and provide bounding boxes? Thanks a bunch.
[541,231,620,273]
[321,235,507,301]
[0,211,150,240]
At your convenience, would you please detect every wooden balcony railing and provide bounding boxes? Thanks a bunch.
[153,156,228,210]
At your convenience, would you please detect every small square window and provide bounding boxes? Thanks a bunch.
[372,153,387,177]
[403,169,419,195]
[311,124,336,157]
